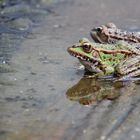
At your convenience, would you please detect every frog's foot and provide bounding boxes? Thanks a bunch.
[84,71,97,78]
[84,74,97,79]
[84,71,107,79]
[115,69,140,82]
[116,76,140,82]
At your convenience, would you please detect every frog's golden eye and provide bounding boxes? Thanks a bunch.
[82,44,92,53]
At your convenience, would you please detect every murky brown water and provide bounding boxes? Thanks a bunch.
[1,0,140,140]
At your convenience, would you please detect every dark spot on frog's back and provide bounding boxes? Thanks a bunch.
[108,57,113,61]
[102,55,107,60]
[112,58,117,62]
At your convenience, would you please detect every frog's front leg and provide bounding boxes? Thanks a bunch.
[85,65,114,78]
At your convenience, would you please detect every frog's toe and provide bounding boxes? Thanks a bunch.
[115,76,138,82]
[84,74,96,79]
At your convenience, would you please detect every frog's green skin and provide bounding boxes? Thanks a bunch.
[90,23,140,44]
[66,77,121,105]
[67,38,140,80]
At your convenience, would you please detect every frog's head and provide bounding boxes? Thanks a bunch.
[67,38,105,73]
[67,38,99,64]
[90,23,117,43]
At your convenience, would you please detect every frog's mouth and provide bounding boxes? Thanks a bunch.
[67,47,102,73]
[67,47,98,64]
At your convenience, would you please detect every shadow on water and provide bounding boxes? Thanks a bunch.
[66,77,123,106]
[65,77,140,139]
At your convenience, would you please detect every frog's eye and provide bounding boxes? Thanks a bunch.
[96,27,103,33]
[82,44,92,53]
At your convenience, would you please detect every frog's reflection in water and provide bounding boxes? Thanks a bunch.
[66,77,124,106]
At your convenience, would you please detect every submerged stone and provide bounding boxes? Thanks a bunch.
[0,4,48,19]
[6,17,32,32]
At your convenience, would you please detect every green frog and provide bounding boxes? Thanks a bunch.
[90,22,140,44]
[67,38,140,80]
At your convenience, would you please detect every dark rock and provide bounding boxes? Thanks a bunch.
[6,17,32,32]
[0,4,48,20]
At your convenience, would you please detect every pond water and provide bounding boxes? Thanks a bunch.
[1,0,140,140]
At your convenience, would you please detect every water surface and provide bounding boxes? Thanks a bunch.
[1,0,140,140]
